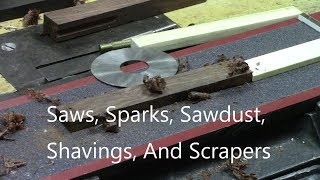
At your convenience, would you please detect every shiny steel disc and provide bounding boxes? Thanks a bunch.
[91,48,178,87]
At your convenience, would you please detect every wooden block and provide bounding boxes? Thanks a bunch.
[246,38,320,81]
[131,7,302,51]
[43,0,206,41]
[57,63,252,132]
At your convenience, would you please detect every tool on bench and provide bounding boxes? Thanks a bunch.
[99,23,178,53]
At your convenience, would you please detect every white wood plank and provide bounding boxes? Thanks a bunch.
[131,7,302,51]
[246,38,320,81]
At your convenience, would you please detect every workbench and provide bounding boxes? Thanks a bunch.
[0,12,319,179]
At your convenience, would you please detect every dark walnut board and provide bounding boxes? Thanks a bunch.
[43,0,206,41]
[56,64,252,132]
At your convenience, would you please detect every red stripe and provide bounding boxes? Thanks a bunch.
[0,76,96,110]
[44,86,320,180]
[2,12,320,110]
[312,12,320,19]
[170,18,299,58]
[171,12,320,58]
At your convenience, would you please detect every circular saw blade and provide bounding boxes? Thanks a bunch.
[91,48,178,87]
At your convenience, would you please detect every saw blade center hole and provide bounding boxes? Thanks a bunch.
[120,60,149,73]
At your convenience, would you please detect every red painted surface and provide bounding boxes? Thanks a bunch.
[312,12,320,19]
[0,76,97,110]
[1,12,319,180]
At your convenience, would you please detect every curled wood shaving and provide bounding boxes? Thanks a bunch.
[2,112,25,132]
[0,112,26,141]
[25,88,61,105]
[188,91,211,102]
[143,75,167,94]
[23,9,41,27]
[214,54,250,77]
[227,56,250,77]
[0,157,26,176]
[228,159,257,180]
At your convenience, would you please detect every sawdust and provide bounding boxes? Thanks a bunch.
[177,57,191,73]
[228,159,257,180]
[23,9,41,27]
[0,156,26,177]
[188,91,211,102]
[25,88,61,105]
[143,75,167,94]
[0,112,26,141]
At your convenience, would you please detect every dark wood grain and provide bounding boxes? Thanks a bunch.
[57,64,252,132]
[43,0,206,41]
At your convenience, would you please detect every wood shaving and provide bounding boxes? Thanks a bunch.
[25,88,61,105]
[188,91,211,102]
[2,112,26,132]
[143,75,167,94]
[0,112,26,141]
[23,9,41,27]
[0,157,26,176]
[227,56,250,77]
[216,55,250,77]
[228,159,257,180]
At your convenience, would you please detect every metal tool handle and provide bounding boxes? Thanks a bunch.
[99,39,132,53]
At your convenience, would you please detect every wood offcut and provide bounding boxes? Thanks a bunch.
[57,63,252,132]
[43,0,206,41]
